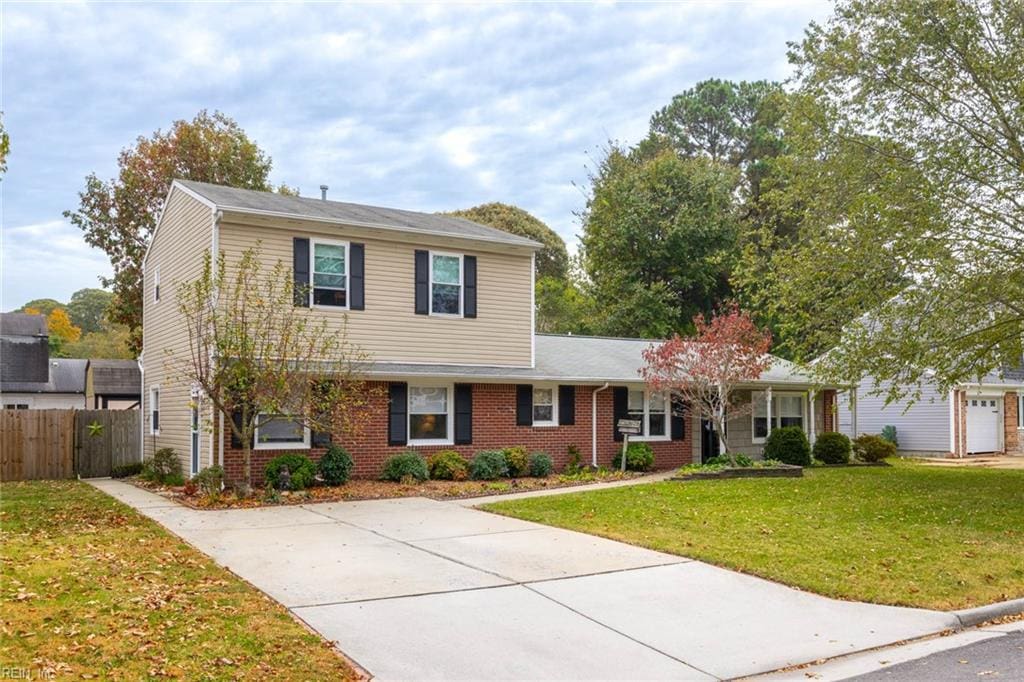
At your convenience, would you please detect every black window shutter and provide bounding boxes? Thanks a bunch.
[293,238,310,307]
[463,255,477,318]
[558,385,575,425]
[414,250,429,315]
[388,382,408,446]
[671,396,685,441]
[349,243,365,310]
[516,384,533,426]
[454,383,473,444]
[612,387,628,442]
[312,430,332,447]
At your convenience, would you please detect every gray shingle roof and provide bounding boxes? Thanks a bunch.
[88,359,141,395]
[1,313,49,384]
[1,312,48,337]
[175,180,544,249]
[1,358,87,394]
[359,334,819,385]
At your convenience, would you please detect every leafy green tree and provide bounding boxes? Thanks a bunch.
[579,145,739,337]
[16,298,63,317]
[764,0,1024,396]
[0,113,9,176]
[444,203,569,281]
[66,288,114,334]
[535,275,594,335]
[65,110,284,353]
[62,324,133,359]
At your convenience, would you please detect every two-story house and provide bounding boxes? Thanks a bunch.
[141,180,839,481]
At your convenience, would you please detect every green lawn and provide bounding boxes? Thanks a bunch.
[483,460,1024,610]
[0,480,357,681]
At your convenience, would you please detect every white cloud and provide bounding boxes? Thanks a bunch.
[1,1,832,307]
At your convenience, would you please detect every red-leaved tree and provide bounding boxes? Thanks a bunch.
[642,304,773,462]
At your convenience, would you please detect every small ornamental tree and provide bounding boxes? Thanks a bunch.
[175,246,376,490]
[642,304,773,463]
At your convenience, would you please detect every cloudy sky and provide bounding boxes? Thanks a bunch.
[1,1,829,310]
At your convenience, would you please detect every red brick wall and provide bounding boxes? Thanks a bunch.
[1005,392,1020,454]
[821,390,837,433]
[221,382,693,483]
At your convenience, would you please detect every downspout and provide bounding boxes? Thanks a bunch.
[592,383,610,467]
[137,355,145,463]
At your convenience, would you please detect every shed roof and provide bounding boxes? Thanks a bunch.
[174,180,544,250]
[88,359,141,395]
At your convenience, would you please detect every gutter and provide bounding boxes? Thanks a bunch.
[592,383,610,467]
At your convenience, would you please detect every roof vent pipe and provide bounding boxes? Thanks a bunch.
[320,185,329,201]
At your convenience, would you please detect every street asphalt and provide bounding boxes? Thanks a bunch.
[846,631,1024,681]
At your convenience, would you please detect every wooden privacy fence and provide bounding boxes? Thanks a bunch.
[0,409,140,482]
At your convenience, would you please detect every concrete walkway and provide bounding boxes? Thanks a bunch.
[90,479,958,681]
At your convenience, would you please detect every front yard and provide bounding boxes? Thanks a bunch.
[483,460,1024,611]
[0,480,358,680]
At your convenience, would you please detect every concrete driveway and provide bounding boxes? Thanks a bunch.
[92,480,958,681]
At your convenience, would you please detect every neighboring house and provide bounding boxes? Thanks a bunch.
[1,312,49,384]
[835,368,1023,457]
[86,360,141,409]
[1,358,88,409]
[141,180,841,479]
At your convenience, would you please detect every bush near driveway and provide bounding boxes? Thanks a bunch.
[483,460,1024,610]
[611,442,655,471]
[0,481,356,680]
[318,445,354,485]
[427,449,469,480]
[381,451,429,482]
[264,453,316,490]
[470,450,509,480]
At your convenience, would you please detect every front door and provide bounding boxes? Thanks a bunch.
[701,419,720,463]
[190,403,200,474]
[966,397,1000,453]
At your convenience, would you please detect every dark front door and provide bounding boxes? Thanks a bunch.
[701,419,720,463]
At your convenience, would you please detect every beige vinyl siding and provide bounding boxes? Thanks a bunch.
[218,220,534,367]
[141,187,215,473]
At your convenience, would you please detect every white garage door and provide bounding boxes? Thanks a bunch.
[966,397,1000,453]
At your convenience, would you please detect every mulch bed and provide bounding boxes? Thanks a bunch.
[131,471,649,510]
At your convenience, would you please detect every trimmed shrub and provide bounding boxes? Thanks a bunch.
[813,432,852,464]
[853,434,896,463]
[470,450,509,480]
[612,442,655,471]
[503,446,529,477]
[264,453,316,490]
[381,451,428,482]
[733,453,754,467]
[763,426,811,466]
[318,445,354,486]
[881,425,899,447]
[528,451,554,477]
[111,462,144,479]
[143,448,183,485]
[427,450,469,481]
[192,465,224,495]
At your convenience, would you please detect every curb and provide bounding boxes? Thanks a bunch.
[951,597,1024,628]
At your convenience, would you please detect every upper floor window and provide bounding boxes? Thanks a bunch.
[628,389,669,440]
[154,266,161,302]
[430,252,462,316]
[312,240,348,307]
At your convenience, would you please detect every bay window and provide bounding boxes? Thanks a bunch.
[255,413,310,450]
[752,392,806,443]
[628,389,670,440]
[430,253,462,316]
[409,385,451,443]
[311,240,348,307]
[533,386,556,426]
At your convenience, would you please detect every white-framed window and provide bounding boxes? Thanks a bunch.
[429,252,463,316]
[254,413,311,450]
[532,386,557,426]
[4,404,29,410]
[409,384,453,444]
[311,239,349,308]
[627,389,670,440]
[149,386,160,435]
[153,266,161,303]
[752,392,806,443]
